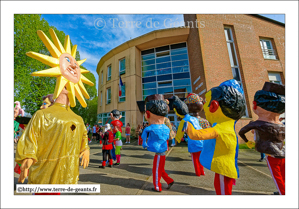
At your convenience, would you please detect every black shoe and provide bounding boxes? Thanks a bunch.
[109,164,113,168]
[167,181,174,190]
[114,163,120,166]
[99,165,105,169]
[273,191,279,195]
[151,188,161,192]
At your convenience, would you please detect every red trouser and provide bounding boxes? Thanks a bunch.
[152,154,174,191]
[214,173,236,195]
[191,151,205,176]
[138,136,143,145]
[266,156,285,195]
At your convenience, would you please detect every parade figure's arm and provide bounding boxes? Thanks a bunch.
[175,120,185,143]
[141,128,148,149]
[186,122,219,140]
[238,123,255,149]
[80,126,90,169]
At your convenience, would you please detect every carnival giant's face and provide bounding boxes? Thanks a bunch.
[40,98,51,109]
[59,53,81,84]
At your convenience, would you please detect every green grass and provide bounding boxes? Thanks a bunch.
[239,143,252,149]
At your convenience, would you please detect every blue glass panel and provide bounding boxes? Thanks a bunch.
[143,89,157,95]
[174,86,189,92]
[156,56,170,64]
[143,82,156,89]
[172,66,189,73]
[171,54,188,61]
[156,62,171,69]
[173,72,190,80]
[158,87,173,94]
[157,74,172,81]
[142,76,156,83]
[142,64,155,71]
[171,48,187,55]
[142,53,155,60]
[158,81,172,87]
[173,79,191,86]
[142,59,155,66]
[157,68,171,75]
[172,60,189,67]
[142,70,156,77]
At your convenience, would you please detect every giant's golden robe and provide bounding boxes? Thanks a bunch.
[15,103,89,184]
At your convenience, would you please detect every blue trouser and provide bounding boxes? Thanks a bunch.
[111,144,116,161]
[261,152,265,159]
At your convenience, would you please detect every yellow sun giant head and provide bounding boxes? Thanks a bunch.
[26,29,94,108]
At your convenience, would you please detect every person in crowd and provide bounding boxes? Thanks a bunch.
[92,124,97,141]
[171,123,177,147]
[125,123,131,144]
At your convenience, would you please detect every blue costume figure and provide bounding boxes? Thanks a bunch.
[142,95,174,192]
[172,95,204,176]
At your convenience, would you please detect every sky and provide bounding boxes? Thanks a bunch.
[41,14,285,90]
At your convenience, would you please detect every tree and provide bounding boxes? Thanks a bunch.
[14,14,98,123]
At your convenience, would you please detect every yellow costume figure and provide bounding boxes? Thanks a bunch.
[184,79,245,195]
[16,29,93,186]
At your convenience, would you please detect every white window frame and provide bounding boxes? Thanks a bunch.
[106,88,111,104]
[119,83,126,102]
[119,58,126,75]
[224,27,249,117]
[260,39,277,60]
[268,72,282,84]
[107,65,111,81]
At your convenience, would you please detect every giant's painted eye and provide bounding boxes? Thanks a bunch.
[65,57,70,62]
[43,103,47,105]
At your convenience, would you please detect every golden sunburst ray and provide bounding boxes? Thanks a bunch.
[77,58,87,66]
[53,76,68,99]
[78,80,90,99]
[49,28,65,54]
[66,82,76,107]
[31,66,61,77]
[71,45,77,58]
[81,74,94,86]
[26,51,59,67]
[64,35,71,54]
[80,68,89,74]
[37,30,61,58]
[27,29,94,108]
[74,84,87,108]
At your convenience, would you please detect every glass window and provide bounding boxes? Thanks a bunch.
[142,58,155,66]
[260,39,277,60]
[174,86,191,93]
[156,56,170,64]
[157,74,172,81]
[224,28,232,41]
[226,42,238,67]
[157,68,171,75]
[156,62,171,69]
[156,45,170,52]
[172,66,189,73]
[141,48,154,56]
[158,87,173,94]
[107,65,111,81]
[142,64,156,72]
[101,72,103,84]
[119,58,125,75]
[142,70,156,77]
[171,42,186,49]
[100,91,102,106]
[142,76,156,83]
[171,54,188,61]
[156,51,170,57]
[171,47,188,55]
[143,89,157,96]
[119,83,125,102]
[268,72,282,84]
[158,81,172,87]
[172,60,189,67]
[173,72,190,80]
[143,82,156,89]
[173,78,191,86]
[232,68,241,81]
[107,88,111,104]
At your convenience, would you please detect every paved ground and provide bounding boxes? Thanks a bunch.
[14,139,277,195]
